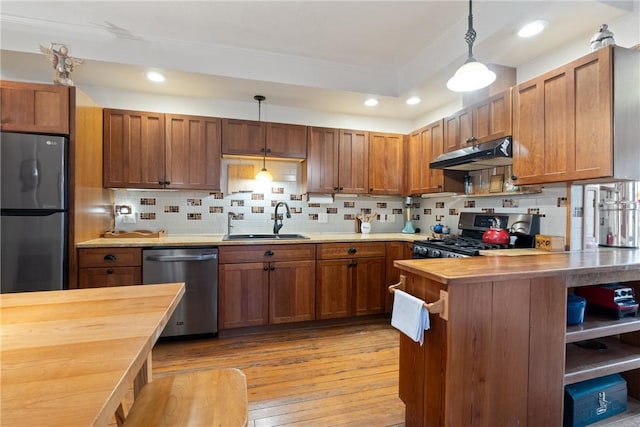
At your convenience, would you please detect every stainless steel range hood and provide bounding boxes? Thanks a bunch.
[429,137,512,171]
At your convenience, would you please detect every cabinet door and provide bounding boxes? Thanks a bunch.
[305,126,340,193]
[269,260,316,324]
[354,257,386,316]
[473,89,512,144]
[569,47,612,180]
[444,107,473,152]
[78,267,141,288]
[103,109,165,188]
[266,122,307,159]
[316,259,351,319]
[219,262,269,329]
[405,130,423,196]
[385,242,412,313]
[513,68,572,184]
[424,120,445,193]
[221,118,265,156]
[369,132,403,195]
[165,114,222,190]
[338,129,369,194]
[0,81,69,134]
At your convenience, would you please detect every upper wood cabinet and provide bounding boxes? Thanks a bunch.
[221,119,306,159]
[444,89,512,152]
[165,114,222,190]
[103,109,221,190]
[0,80,70,134]
[369,132,404,195]
[304,127,368,194]
[512,47,613,184]
[305,126,340,193]
[339,129,369,194]
[406,120,447,195]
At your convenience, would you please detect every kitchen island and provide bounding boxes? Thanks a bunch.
[393,249,640,427]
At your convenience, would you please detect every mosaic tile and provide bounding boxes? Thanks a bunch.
[210,206,223,214]
[448,208,458,215]
[482,208,496,214]
[251,206,265,214]
[290,194,303,201]
[271,187,285,194]
[376,202,387,209]
[140,198,156,205]
[435,202,445,209]
[164,205,180,213]
[464,200,476,208]
[308,213,318,220]
[230,200,245,207]
[139,213,156,220]
[392,208,403,215]
[187,213,202,220]
[502,199,518,208]
[343,201,355,208]
[527,208,540,215]
[424,208,432,215]
[187,198,202,206]
[291,207,302,214]
[209,192,224,199]
[557,197,568,207]
[327,207,338,214]
[308,203,321,208]
[360,208,372,214]
[251,193,265,200]
[344,213,356,220]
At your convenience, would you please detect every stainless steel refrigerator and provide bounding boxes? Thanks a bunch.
[1,132,68,293]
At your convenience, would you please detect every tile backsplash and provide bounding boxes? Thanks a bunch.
[112,160,568,239]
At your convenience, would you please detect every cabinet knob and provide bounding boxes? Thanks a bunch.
[104,254,117,261]
[266,148,272,154]
[106,268,114,274]
[264,250,274,257]
[270,266,275,271]
[347,247,357,254]
[339,186,344,191]
[511,175,518,181]
[334,186,339,191]
[263,265,269,271]
[158,181,164,185]
[369,187,373,192]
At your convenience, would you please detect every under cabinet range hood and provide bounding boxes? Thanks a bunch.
[430,137,512,171]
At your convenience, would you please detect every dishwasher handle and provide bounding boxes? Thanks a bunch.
[145,254,218,262]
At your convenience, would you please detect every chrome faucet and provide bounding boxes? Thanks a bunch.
[227,212,236,236]
[273,202,291,235]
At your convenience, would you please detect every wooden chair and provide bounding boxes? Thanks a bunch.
[123,368,248,427]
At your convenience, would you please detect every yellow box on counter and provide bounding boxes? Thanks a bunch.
[535,234,565,252]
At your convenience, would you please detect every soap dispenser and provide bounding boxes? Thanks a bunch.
[401,196,416,234]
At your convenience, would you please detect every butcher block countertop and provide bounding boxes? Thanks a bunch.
[394,248,640,285]
[76,232,422,248]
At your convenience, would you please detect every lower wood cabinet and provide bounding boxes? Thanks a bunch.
[77,247,142,288]
[218,244,316,330]
[316,242,386,319]
[385,241,413,313]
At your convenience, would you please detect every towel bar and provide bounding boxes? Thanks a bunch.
[389,275,449,320]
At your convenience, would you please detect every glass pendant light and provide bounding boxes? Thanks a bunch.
[447,0,496,92]
[253,95,273,182]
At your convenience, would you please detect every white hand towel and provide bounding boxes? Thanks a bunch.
[391,289,430,346]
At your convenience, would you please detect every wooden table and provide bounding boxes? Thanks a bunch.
[0,283,185,427]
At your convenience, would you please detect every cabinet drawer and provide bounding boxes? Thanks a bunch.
[219,244,316,264]
[317,242,386,259]
[78,267,142,288]
[78,247,142,268]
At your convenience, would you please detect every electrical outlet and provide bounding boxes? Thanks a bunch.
[122,213,137,224]
[318,213,328,223]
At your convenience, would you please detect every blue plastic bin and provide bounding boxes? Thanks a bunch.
[567,293,587,325]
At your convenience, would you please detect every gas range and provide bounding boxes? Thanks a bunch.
[412,212,540,259]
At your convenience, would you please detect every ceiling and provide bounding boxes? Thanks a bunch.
[1,1,637,120]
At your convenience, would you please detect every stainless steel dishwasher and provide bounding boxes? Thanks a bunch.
[143,247,218,337]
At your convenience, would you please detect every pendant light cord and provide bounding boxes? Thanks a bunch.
[254,95,267,169]
[465,0,477,62]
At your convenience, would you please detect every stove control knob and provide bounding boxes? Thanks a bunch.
[432,249,441,258]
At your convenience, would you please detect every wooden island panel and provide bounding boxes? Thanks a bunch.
[393,250,640,427]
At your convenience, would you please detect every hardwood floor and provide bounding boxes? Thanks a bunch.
[152,318,405,427]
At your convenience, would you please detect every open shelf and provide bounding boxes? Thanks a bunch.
[566,315,640,343]
[565,336,640,385]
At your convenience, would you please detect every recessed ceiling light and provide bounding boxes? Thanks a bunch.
[406,96,421,105]
[146,70,166,82]
[518,20,548,38]
[364,98,379,107]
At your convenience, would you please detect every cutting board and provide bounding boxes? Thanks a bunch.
[479,248,555,256]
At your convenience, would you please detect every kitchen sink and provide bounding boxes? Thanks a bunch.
[222,233,309,241]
